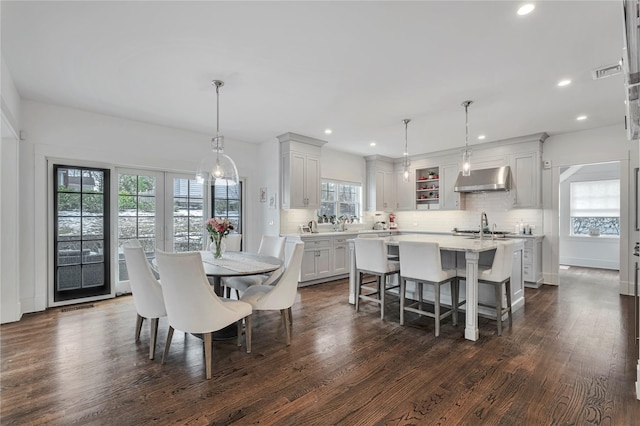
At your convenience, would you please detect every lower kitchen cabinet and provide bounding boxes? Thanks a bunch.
[333,236,350,275]
[300,237,332,281]
[506,235,543,288]
[289,233,358,285]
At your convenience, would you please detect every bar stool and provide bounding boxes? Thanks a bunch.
[354,237,400,320]
[398,241,458,336]
[458,240,514,335]
[478,240,514,335]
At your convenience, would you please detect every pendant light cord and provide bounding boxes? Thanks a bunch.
[403,118,411,168]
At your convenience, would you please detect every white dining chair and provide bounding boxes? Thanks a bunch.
[154,250,253,380]
[240,241,304,346]
[398,241,458,337]
[122,239,166,360]
[225,233,242,252]
[223,235,286,298]
[354,237,400,320]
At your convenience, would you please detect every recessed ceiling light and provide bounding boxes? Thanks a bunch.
[324,128,332,134]
[370,142,376,147]
[557,79,571,87]
[517,3,535,16]
[477,135,486,140]
[576,115,587,121]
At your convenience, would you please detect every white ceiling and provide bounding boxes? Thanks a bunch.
[1,1,627,158]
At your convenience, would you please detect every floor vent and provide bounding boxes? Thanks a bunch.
[61,304,95,312]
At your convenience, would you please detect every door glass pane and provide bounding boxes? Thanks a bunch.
[173,177,204,252]
[117,173,158,281]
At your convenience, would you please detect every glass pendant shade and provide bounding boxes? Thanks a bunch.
[195,135,239,186]
[462,149,471,177]
[403,167,410,182]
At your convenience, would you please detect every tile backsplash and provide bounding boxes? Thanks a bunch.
[280,192,543,235]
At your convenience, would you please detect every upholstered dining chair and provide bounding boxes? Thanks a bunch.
[122,240,166,360]
[398,241,458,337]
[154,250,253,380]
[354,237,400,320]
[225,233,242,252]
[223,235,286,298]
[239,241,304,346]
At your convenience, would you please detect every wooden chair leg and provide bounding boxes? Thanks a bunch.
[418,282,423,311]
[282,309,291,346]
[161,326,174,365]
[135,314,144,342]
[149,318,159,360]
[245,314,252,353]
[204,332,213,380]
[287,307,293,327]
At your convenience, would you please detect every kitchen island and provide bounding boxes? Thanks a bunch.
[348,234,525,341]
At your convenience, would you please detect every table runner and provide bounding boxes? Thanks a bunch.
[202,254,277,273]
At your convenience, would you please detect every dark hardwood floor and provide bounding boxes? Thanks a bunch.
[2,267,639,425]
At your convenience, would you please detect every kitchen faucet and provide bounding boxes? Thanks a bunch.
[480,211,489,240]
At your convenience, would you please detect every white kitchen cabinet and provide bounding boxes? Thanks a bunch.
[332,236,350,275]
[506,235,543,288]
[365,156,395,211]
[440,163,465,210]
[279,132,326,210]
[300,237,332,281]
[510,151,541,208]
[395,169,415,210]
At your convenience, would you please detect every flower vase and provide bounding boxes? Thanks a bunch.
[209,235,226,259]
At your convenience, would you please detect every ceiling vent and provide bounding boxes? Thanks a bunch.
[592,62,623,80]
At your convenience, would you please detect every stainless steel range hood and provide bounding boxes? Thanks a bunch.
[454,166,512,193]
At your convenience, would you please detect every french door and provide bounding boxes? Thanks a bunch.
[117,170,207,287]
[53,165,111,302]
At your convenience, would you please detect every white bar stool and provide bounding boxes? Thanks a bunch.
[354,237,400,320]
[398,241,459,337]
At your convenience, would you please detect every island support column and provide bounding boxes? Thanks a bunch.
[464,251,480,341]
[348,241,356,304]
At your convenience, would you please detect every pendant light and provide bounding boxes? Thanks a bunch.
[402,118,411,182]
[195,80,239,186]
[461,100,473,177]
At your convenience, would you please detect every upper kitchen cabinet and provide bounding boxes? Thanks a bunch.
[279,133,327,209]
[395,168,415,210]
[440,163,465,210]
[365,155,396,211]
[510,151,542,208]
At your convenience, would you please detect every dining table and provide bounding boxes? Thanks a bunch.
[199,250,282,339]
[199,250,282,294]
[348,234,524,341]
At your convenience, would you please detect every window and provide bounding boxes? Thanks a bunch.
[319,180,361,220]
[211,181,242,235]
[570,179,620,236]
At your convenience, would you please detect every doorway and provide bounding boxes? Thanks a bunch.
[558,161,621,285]
[53,165,111,302]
